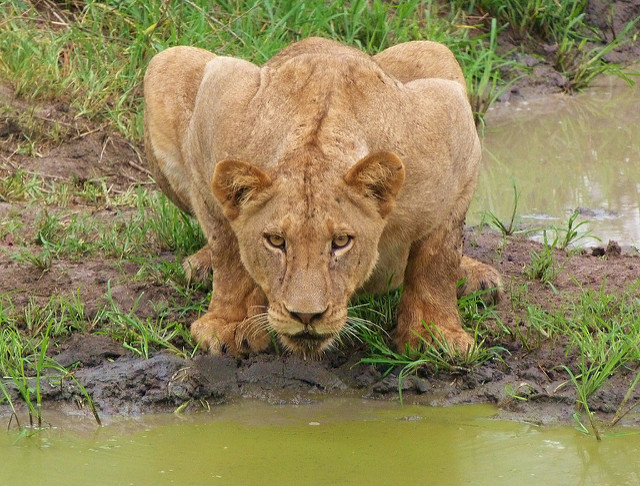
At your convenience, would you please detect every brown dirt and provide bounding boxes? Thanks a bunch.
[1,0,639,426]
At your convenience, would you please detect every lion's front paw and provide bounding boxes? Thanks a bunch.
[394,321,474,355]
[426,325,474,354]
[191,313,270,356]
[395,292,475,355]
[458,256,502,304]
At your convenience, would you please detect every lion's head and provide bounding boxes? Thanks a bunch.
[211,149,405,355]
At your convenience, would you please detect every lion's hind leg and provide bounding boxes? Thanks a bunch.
[457,255,503,305]
[373,41,466,89]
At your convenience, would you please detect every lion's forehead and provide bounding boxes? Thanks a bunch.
[277,206,348,237]
[269,175,355,210]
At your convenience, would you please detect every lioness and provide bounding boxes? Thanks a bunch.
[143,37,501,357]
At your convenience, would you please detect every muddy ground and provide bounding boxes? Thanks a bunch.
[492,0,640,101]
[1,1,640,426]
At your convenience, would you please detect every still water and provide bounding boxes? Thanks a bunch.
[2,399,640,486]
[471,76,640,246]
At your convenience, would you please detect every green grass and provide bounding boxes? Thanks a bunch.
[523,232,563,291]
[456,0,639,91]
[0,171,45,203]
[482,188,600,291]
[550,209,600,252]
[0,171,205,427]
[0,170,142,209]
[0,102,75,152]
[503,280,640,439]
[0,318,101,430]
[462,0,588,41]
[2,1,633,138]
[2,176,204,263]
[101,282,198,360]
[0,281,200,430]
[550,4,639,91]
[2,170,639,430]
[522,208,603,290]
[566,284,640,439]
[462,18,518,125]
[480,181,523,237]
[353,287,508,401]
[0,0,521,137]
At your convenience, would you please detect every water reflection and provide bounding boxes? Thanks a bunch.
[2,400,640,485]
[471,76,640,246]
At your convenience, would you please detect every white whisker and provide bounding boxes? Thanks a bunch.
[346,316,388,335]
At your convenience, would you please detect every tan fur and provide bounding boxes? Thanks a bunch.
[143,38,502,356]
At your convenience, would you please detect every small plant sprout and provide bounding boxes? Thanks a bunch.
[524,231,563,291]
[552,209,600,251]
[480,182,523,237]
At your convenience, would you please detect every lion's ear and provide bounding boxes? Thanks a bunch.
[344,151,405,217]
[212,159,272,220]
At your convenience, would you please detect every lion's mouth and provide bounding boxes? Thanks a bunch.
[282,331,334,351]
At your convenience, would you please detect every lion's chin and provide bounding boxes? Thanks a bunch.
[280,331,336,357]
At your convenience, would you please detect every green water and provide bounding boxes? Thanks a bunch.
[471,76,640,246]
[3,400,640,486]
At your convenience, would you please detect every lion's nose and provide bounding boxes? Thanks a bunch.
[289,309,326,325]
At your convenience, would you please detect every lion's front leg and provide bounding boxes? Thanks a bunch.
[191,258,270,356]
[395,226,473,353]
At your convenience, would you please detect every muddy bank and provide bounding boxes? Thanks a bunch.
[492,0,640,101]
[1,228,638,427]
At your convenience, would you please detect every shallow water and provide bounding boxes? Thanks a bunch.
[3,400,640,486]
[471,76,640,246]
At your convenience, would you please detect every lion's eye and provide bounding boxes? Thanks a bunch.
[265,234,285,249]
[332,234,352,250]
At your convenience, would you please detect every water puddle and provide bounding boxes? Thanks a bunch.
[471,76,640,246]
[3,400,640,485]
